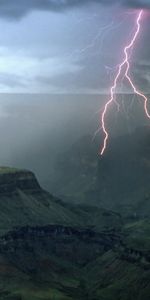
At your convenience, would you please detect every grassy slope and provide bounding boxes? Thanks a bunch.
[124,219,150,251]
[84,250,150,300]
[0,190,82,235]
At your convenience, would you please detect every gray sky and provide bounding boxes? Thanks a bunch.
[0,0,149,93]
[0,1,149,187]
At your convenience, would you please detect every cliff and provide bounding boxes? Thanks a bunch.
[0,167,85,236]
[0,167,41,194]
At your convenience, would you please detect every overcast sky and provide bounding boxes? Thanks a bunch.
[0,0,149,93]
[0,1,148,185]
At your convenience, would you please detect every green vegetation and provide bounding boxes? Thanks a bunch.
[0,167,24,174]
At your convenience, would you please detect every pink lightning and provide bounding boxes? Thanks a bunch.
[100,10,150,156]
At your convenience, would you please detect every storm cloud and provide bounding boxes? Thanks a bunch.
[0,0,148,93]
[0,0,149,19]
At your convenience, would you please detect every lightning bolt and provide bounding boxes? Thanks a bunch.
[100,10,150,156]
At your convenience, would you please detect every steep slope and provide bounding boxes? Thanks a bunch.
[84,249,150,300]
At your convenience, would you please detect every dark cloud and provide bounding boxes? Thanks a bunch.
[0,0,100,19]
[0,0,149,20]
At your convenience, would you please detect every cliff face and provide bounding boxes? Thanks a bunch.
[0,167,41,194]
[0,225,120,274]
[0,224,149,273]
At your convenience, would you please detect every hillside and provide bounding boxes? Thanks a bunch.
[0,167,122,236]
[0,167,83,236]
[0,167,149,299]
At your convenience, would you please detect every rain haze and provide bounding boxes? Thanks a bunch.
[0,0,149,189]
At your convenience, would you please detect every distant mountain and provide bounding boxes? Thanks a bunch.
[95,126,150,217]
[47,135,99,202]
[50,127,150,218]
